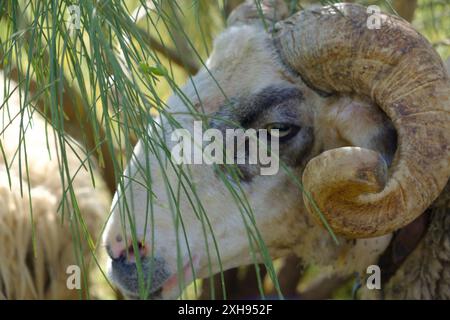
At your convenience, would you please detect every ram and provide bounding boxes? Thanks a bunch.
[0,71,110,299]
[103,2,450,299]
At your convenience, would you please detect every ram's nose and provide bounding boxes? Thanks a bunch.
[106,239,171,299]
[106,236,148,263]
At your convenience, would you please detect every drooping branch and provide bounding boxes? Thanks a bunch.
[136,28,199,75]
[0,13,117,194]
[130,0,199,75]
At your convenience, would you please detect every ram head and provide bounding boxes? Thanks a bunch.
[103,1,450,299]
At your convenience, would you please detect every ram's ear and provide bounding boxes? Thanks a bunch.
[318,95,397,166]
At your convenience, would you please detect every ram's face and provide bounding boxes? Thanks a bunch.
[103,1,450,299]
[102,10,394,300]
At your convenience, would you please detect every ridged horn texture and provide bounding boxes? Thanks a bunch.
[227,0,288,26]
[274,3,450,238]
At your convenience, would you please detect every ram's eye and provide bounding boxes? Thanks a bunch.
[265,123,300,142]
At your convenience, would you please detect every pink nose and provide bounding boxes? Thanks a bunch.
[106,235,148,261]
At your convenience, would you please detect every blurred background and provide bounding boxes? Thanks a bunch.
[0,0,449,300]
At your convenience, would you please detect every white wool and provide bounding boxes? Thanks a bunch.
[0,71,111,299]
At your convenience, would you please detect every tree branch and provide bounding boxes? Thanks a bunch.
[393,0,418,22]
[0,14,117,194]
[136,28,199,75]
[130,1,199,75]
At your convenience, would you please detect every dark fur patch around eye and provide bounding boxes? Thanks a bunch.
[208,85,313,182]
[241,86,304,127]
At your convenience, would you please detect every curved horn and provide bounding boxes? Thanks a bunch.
[227,0,288,26]
[274,3,450,238]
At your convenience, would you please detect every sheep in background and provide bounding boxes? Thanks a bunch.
[0,71,111,299]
